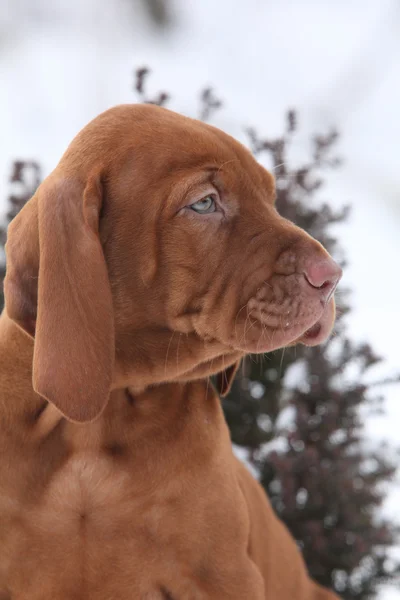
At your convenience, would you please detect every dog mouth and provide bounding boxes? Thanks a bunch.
[294,299,336,347]
[232,295,336,353]
[302,321,322,340]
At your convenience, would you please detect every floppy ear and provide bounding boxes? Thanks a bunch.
[4,174,114,423]
[215,360,241,397]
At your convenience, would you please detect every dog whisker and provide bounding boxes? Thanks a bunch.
[279,346,286,379]
[164,330,176,377]
[234,302,250,344]
[271,162,286,172]
[176,333,182,372]
[205,356,215,401]
[216,158,240,176]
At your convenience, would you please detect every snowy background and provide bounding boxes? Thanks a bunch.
[0,1,399,597]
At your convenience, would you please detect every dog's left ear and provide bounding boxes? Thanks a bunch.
[216,360,241,397]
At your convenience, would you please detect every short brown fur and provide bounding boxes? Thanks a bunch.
[0,104,340,599]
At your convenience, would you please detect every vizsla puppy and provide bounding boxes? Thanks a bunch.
[0,104,342,599]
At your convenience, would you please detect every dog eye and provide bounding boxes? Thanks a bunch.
[190,195,216,214]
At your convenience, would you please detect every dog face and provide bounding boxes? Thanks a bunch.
[4,104,341,422]
[99,106,341,351]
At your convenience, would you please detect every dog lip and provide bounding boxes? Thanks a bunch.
[302,322,322,340]
[296,318,328,346]
[296,299,335,347]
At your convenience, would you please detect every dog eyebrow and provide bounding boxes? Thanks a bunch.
[168,169,218,204]
[215,158,241,175]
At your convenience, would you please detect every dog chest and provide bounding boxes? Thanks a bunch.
[1,448,213,599]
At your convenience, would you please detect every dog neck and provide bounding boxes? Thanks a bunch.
[0,311,239,435]
[112,327,243,394]
[0,309,231,477]
[0,311,42,424]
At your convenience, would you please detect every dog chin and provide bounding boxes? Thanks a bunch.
[237,298,336,353]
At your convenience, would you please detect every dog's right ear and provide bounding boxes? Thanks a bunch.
[4,174,115,423]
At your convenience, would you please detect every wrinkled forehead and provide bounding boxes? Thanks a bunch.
[61,104,275,200]
[121,109,275,198]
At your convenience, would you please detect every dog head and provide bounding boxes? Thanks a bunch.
[4,104,341,422]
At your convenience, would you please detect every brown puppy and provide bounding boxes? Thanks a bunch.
[0,104,341,599]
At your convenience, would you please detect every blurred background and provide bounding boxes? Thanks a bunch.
[0,1,399,598]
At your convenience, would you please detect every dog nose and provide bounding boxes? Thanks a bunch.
[304,257,342,303]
